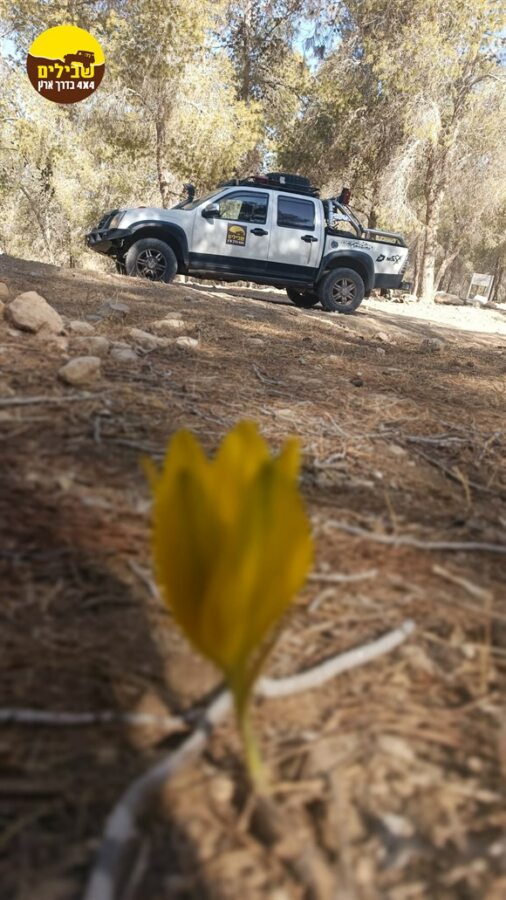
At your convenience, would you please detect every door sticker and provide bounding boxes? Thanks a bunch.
[226,224,247,246]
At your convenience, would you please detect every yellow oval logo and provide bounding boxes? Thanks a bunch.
[26,25,105,104]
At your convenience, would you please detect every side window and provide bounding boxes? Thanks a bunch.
[217,192,268,224]
[277,197,315,230]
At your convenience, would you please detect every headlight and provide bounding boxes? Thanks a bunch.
[109,212,124,229]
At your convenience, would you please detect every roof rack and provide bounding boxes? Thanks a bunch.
[218,173,320,198]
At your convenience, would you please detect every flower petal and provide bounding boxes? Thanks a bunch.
[211,421,270,521]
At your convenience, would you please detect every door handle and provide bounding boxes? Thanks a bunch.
[250,228,268,236]
[301,235,318,243]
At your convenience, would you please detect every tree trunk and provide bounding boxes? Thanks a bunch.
[239,2,253,103]
[411,235,423,298]
[491,263,503,304]
[155,117,170,208]
[435,249,459,291]
[417,181,447,302]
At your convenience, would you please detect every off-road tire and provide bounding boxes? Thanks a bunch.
[317,267,365,314]
[286,287,319,309]
[125,238,178,283]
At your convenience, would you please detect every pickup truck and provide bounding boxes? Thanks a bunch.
[86,173,409,314]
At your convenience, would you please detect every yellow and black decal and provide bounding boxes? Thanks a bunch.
[226,224,247,246]
[26,24,105,104]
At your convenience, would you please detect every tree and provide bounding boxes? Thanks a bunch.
[339,0,505,300]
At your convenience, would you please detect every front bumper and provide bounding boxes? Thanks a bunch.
[85,227,131,256]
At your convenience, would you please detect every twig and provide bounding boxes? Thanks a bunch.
[82,689,231,900]
[431,564,493,603]
[0,708,186,731]
[327,521,506,554]
[308,569,377,584]
[409,445,501,497]
[83,620,415,900]
[0,392,98,408]
[257,620,415,698]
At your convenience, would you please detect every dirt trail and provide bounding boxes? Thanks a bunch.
[1,254,505,900]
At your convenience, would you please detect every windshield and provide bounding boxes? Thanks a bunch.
[172,190,217,211]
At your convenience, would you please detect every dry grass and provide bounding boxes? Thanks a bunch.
[0,254,505,899]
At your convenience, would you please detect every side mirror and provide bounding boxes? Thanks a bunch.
[202,203,219,219]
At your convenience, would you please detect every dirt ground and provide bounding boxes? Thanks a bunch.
[0,253,505,900]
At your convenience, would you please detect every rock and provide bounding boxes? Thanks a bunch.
[98,299,130,317]
[129,328,169,350]
[150,317,185,332]
[110,347,138,363]
[176,335,199,350]
[7,291,64,334]
[68,319,95,335]
[58,356,101,385]
[249,337,265,346]
[375,331,393,343]
[350,376,364,387]
[420,337,444,352]
[209,773,235,806]
[0,282,9,300]
[0,299,4,319]
[72,335,110,357]
[376,347,386,356]
[434,291,465,306]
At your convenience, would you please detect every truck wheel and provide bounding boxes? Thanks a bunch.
[125,238,177,283]
[318,267,365,313]
[286,287,319,309]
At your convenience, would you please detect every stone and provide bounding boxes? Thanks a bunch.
[7,291,64,334]
[209,773,235,806]
[249,337,265,345]
[129,328,169,350]
[0,282,9,300]
[110,347,138,363]
[375,331,393,343]
[434,291,465,306]
[68,320,95,335]
[150,317,185,332]
[376,347,386,356]
[98,299,130,316]
[58,356,101,385]
[350,376,364,387]
[176,335,199,350]
[420,337,444,352]
[0,299,4,319]
[72,335,109,357]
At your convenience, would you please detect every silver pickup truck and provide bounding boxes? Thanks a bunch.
[86,173,409,314]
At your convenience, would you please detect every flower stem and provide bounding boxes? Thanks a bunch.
[236,696,266,790]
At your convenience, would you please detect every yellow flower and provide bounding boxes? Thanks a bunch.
[147,421,313,781]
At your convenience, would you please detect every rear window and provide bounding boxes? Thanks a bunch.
[277,197,315,230]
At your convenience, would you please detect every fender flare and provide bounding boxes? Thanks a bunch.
[128,220,189,268]
[317,249,375,294]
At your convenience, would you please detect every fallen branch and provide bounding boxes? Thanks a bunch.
[0,708,186,732]
[327,521,506,554]
[409,445,501,498]
[83,620,415,900]
[0,392,97,408]
[258,619,415,698]
[308,568,377,584]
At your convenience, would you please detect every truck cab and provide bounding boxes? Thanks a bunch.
[86,174,409,314]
